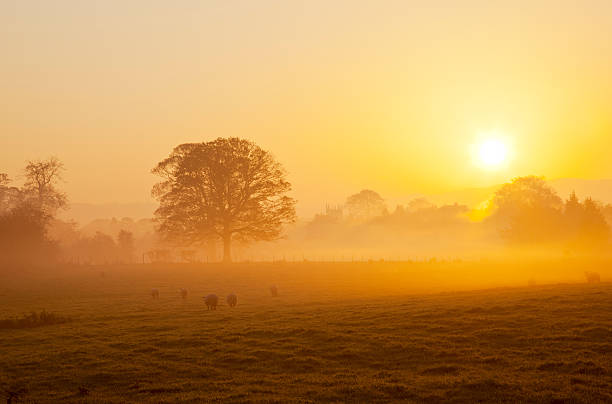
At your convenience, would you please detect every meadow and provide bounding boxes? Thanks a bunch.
[0,261,611,403]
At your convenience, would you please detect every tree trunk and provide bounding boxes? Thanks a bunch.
[222,233,232,263]
[206,238,217,262]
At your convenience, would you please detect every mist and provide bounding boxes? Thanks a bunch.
[3,157,612,293]
[2,2,612,402]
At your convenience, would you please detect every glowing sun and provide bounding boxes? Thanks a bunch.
[478,138,508,168]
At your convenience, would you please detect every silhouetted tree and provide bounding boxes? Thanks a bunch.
[72,231,117,264]
[0,174,23,214]
[23,157,67,219]
[345,190,386,221]
[490,176,564,244]
[0,161,67,270]
[564,191,582,230]
[152,138,296,262]
[379,201,469,229]
[563,192,609,250]
[393,204,406,216]
[0,201,56,269]
[580,197,609,246]
[117,230,135,263]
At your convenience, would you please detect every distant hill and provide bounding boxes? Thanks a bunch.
[58,202,157,225]
[407,178,612,210]
[425,185,502,209]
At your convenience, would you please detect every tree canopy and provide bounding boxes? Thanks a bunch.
[490,176,609,250]
[0,157,67,270]
[23,157,67,219]
[345,190,387,221]
[152,137,296,262]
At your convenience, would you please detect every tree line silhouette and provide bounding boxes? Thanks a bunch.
[489,176,609,249]
[0,158,66,268]
[1,138,612,269]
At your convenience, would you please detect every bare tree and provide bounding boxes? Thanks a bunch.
[23,157,67,218]
[152,137,296,262]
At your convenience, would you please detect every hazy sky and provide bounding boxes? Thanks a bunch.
[2,1,612,216]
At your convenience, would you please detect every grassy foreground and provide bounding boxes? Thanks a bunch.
[0,262,611,403]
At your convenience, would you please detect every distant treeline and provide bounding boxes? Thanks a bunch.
[3,154,612,270]
[294,177,612,257]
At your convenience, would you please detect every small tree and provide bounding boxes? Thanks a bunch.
[152,138,296,262]
[89,232,117,264]
[117,230,135,263]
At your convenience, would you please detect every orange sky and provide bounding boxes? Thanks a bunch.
[2,1,612,216]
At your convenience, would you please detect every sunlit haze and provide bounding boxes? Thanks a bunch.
[477,137,509,169]
[2,1,612,217]
[2,3,612,403]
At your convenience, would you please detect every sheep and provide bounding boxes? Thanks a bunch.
[585,271,601,284]
[204,294,218,310]
[179,288,188,299]
[270,285,278,297]
[227,293,237,308]
[151,288,160,299]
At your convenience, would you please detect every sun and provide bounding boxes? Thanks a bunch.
[478,138,508,168]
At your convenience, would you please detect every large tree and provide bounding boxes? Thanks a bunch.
[152,138,296,262]
[0,158,67,269]
[491,176,564,244]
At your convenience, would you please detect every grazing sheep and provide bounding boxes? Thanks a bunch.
[227,293,237,308]
[179,288,188,299]
[151,288,160,299]
[204,294,218,310]
[585,271,601,283]
[270,285,278,297]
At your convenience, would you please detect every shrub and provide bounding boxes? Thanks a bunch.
[0,310,71,330]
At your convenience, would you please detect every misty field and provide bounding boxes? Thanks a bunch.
[1,262,611,403]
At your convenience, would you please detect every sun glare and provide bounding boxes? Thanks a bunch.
[478,138,508,168]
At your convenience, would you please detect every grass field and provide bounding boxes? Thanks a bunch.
[0,262,611,403]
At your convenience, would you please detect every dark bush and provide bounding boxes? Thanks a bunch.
[0,310,71,330]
